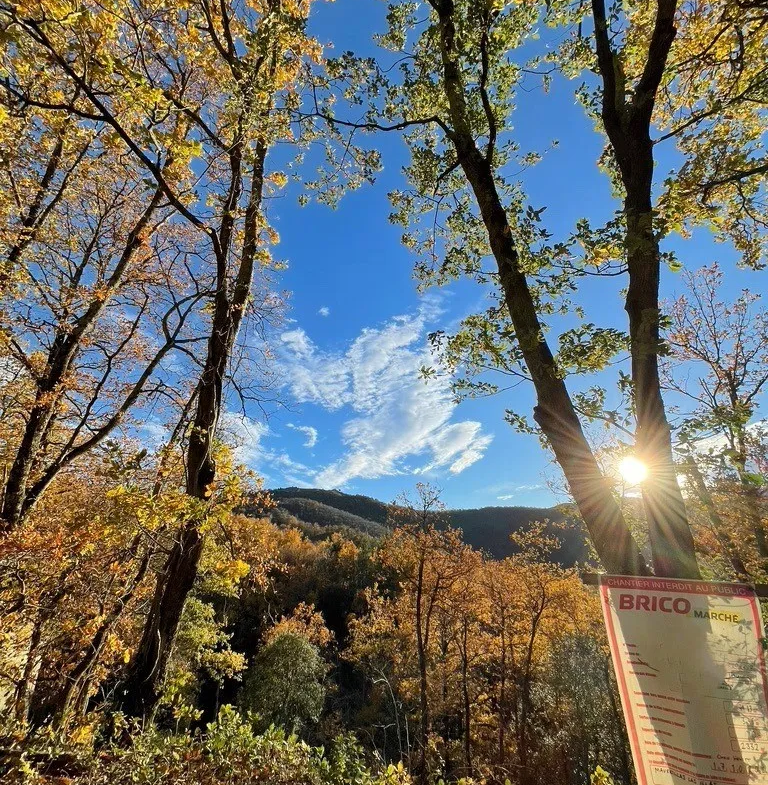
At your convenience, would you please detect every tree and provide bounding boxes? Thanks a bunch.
[3,0,303,716]
[561,0,766,577]
[384,485,478,784]
[240,632,328,732]
[0,24,231,532]
[348,511,601,784]
[650,0,768,269]
[479,533,596,785]
[339,0,764,578]
[0,152,202,529]
[324,0,650,577]
[444,561,486,778]
[663,263,768,574]
[0,85,90,295]
[0,442,166,729]
[544,635,632,785]
[159,596,247,727]
[4,0,374,716]
[578,0,700,578]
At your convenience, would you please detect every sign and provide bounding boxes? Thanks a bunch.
[600,575,768,785]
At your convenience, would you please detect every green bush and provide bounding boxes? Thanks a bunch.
[240,633,327,732]
[71,706,411,785]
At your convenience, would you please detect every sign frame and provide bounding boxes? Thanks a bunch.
[599,575,768,785]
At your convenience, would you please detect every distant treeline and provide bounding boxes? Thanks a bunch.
[257,488,588,564]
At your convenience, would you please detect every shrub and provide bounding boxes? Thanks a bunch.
[59,706,411,785]
[239,633,327,732]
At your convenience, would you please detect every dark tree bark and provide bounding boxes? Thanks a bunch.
[115,524,206,718]
[427,0,649,577]
[14,617,44,726]
[7,0,280,722]
[415,553,431,785]
[496,621,507,769]
[590,0,700,579]
[115,138,269,719]
[460,619,472,777]
[517,590,545,785]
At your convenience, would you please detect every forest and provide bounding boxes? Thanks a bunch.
[0,0,766,782]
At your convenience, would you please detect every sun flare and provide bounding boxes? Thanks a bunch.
[619,456,649,485]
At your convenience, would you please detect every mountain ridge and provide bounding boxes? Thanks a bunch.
[262,487,587,564]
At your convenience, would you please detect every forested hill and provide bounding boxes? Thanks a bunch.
[265,487,588,564]
[271,487,389,523]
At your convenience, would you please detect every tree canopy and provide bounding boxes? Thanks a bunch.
[0,0,766,782]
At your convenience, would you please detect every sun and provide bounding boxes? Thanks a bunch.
[619,456,648,485]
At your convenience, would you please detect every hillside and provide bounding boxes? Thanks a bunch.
[446,505,586,565]
[270,487,390,523]
[266,487,588,564]
[272,496,388,538]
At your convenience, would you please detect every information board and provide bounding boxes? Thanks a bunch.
[600,575,768,785]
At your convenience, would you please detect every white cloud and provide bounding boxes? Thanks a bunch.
[278,299,493,488]
[138,419,172,450]
[271,453,314,486]
[496,484,543,501]
[318,306,330,317]
[218,413,312,486]
[139,411,314,488]
[280,329,349,410]
[218,412,269,469]
[287,423,318,448]
[676,419,767,459]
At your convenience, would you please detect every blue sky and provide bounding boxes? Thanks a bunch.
[219,0,766,510]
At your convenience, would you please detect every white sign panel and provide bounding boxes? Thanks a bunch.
[600,575,768,785]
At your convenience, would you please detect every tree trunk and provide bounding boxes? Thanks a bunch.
[114,497,206,718]
[115,139,267,720]
[14,573,74,728]
[467,152,647,576]
[590,0,700,579]
[439,623,451,777]
[517,599,544,785]
[1,397,58,530]
[497,624,506,769]
[460,620,472,776]
[431,3,649,576]
[14,617,44,727]
[415,555,430,785]
[625,202,699,579]
[114,286,228,718]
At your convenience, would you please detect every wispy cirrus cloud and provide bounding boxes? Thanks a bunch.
[218,412,314,486]
[137,300,494,491]
[287,423,319,448]
[219,412,270,469]
[278,299,493,489]
[473,482,544,502]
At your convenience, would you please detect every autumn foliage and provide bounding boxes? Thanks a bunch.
[0,0,766,781]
